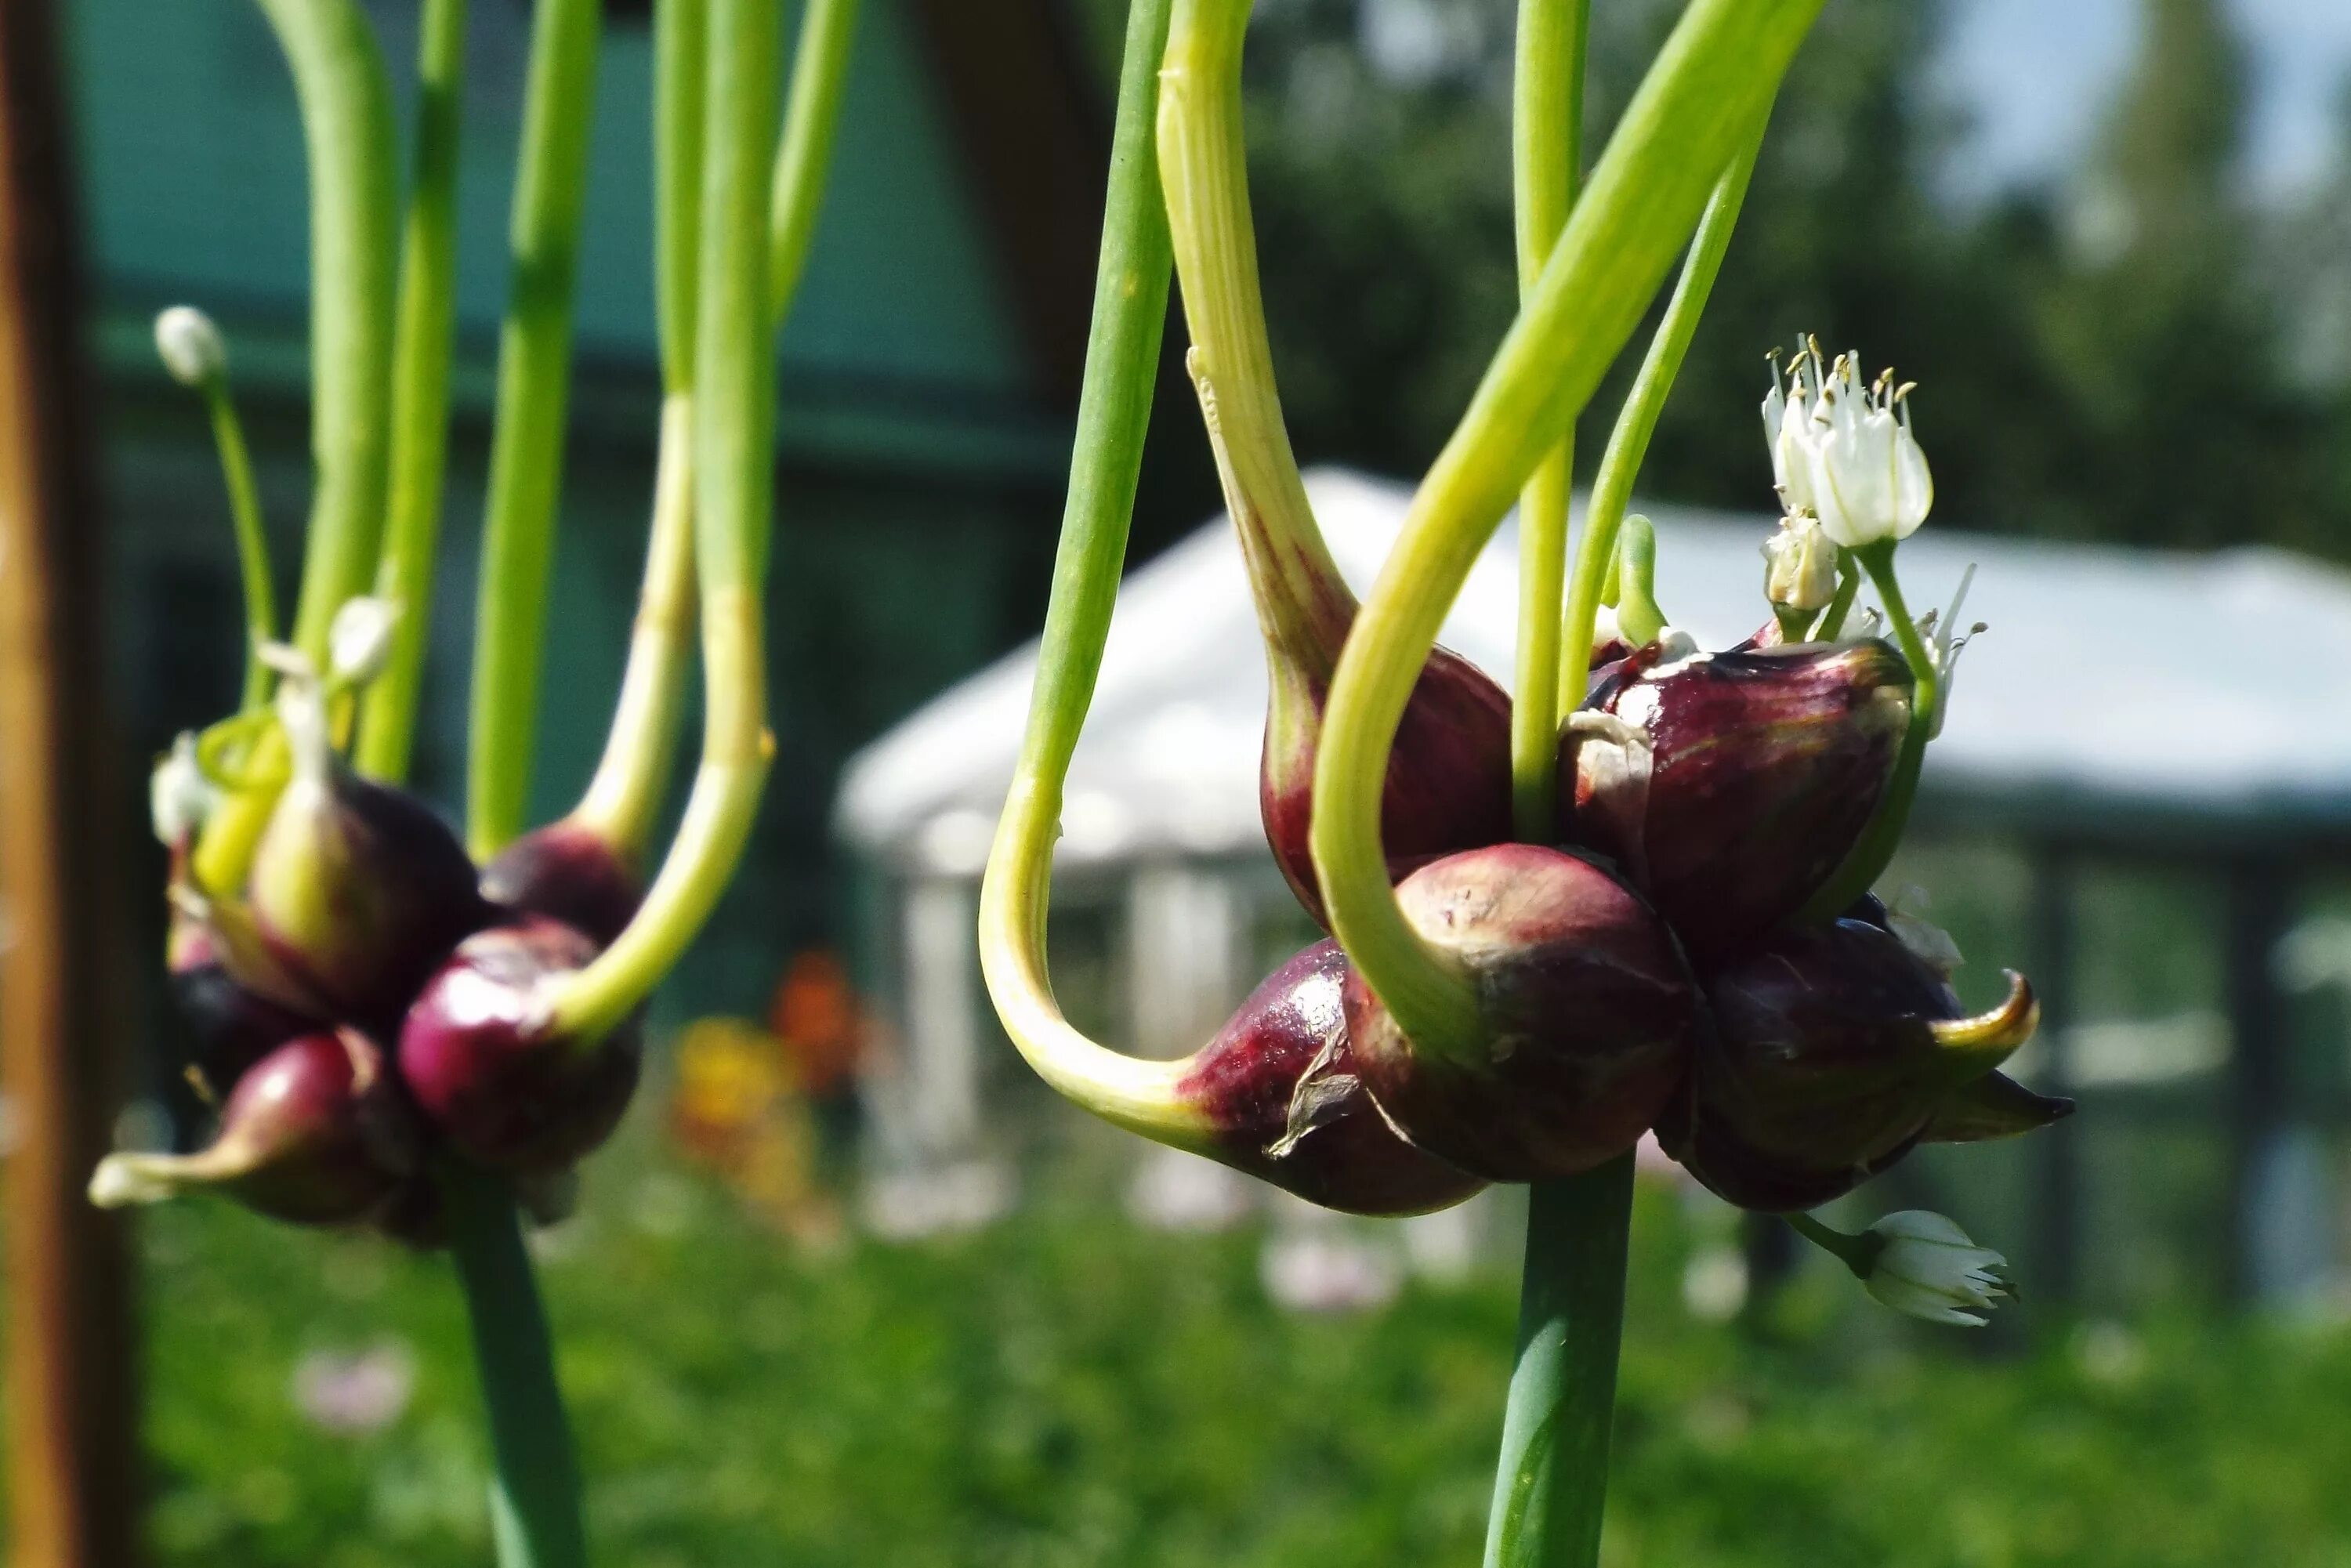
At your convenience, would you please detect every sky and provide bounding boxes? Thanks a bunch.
[1940,0,2351,201]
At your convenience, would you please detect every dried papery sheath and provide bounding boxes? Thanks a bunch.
[89,1030,418,1226]
[1562,638,1912,958]
[1342,843,1697,1182]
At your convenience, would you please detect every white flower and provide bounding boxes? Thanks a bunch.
[1765,342,1933,549]
[1762,513,1838,611]
[149,732,217,847]
[154,306,226,389]
[328,596,399,684]
[1862,1210,2010,1327]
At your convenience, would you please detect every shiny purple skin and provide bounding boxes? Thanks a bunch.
[397,916,642,1174]
[1176,940,1484,1217]
[1561,639,1912,960]
[1656,918,2064,1211]
[249,773,491,1028]
[481,820,643,948]
[209,1032,418,1225]
[1343,843,1698,1182]
[165,913,317,1090]
[1262,644,1516,928]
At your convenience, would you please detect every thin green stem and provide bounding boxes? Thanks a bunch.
[1556,118,1766,714]
[1161,0,1352,672]
[251,0,399,666]
[190,0,396,890]
[200,378,278,712]
[548,0,790,1046]
[356,0,468,783]
[1310,0,1822,1060]
[569,393,697,860]
[466,0,603,857]
[974,0,1202,1140]
[769,0,861,323]
[1813,550,1860,641]
[1483,1155,1634,1568]
[1508,0,1588,845]
[1799,542,1937,918]
[1784,1209,1876,1276]
[443,1164,587,1568]
[656,0,708,397]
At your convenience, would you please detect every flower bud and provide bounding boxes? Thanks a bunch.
[89,1031,418,1225]
[154,305,226,389]
[150,733,218,849]
[247,664,487,1024]
[1261,645,1515,928]
[328,596,399,685]
[1859,1210,2011,1327]
[1561,638,1912,958]
[1656,917,2046,1211]
[165,906,317,1090]
[1762,514,1837,612]
[480,819,643,948]
[397,916,643,1174]
[1176,939,1484,1216]
[1342,844,1697,1182]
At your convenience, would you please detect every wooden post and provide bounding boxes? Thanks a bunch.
[0,0,143,1561]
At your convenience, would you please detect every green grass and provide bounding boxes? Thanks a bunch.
[22,1137,2351,1566]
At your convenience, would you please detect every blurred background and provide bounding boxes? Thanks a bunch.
[9,0,2351,1562]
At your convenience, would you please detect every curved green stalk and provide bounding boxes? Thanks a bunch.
[1507,0,1588,844]
[976,0,1206,1140]
[190,0,395,890]
[1611,515,1668,645]
[1159,0,1352,669]
[465,0,603,857]
[1555,117,1766,715]
[769,0,861,321]
[558,0,711,860]
[356,0,469,782]
[253,0,398,664]
[1798,541,1939,918]
[443,1164,587,1568]
[1310,0,1822,1061]
[656,0,708,397]
[569,393,697,859]
[548,0,788,1046]
[197,373,278,712]
[1484,1154,1634,1568]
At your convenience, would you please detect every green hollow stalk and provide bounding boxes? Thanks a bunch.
[562,0,709,862]
[465,0,603,858]
[768,0,860,320]
[1309,0,1824,1061]
[1159,0,1353,670]
[442,1163,588,1568]
[356,0,469,783]
[1797,541,1938,919]
[975,0,1207,1141]
[1555,118,1766,715]
[195,370,279,712]
[1483,1153,1635,1568]
[1507,0,1588,844]
[546,0,789,1047]
[192,0,397,891]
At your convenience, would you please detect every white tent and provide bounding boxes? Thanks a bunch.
[839,465,2351,871]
